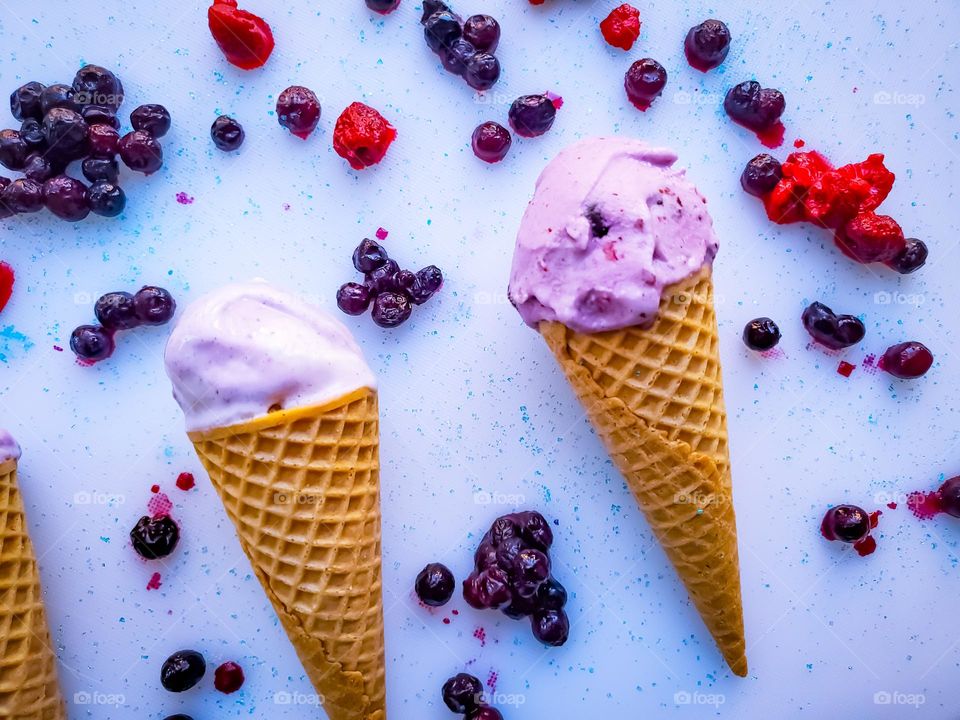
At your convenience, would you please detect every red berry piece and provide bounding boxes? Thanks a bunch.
[276,86,321,140]
[332,102,397,170]
[880,341,933,379]
[0,262,15,313]
[213,661,245,694]
[208,0,275,70]
[835,212,905,264]
[600,4,641,51]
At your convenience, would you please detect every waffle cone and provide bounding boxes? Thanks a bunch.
[540,267,747,676]
[189,388,386,720]
[0,458,67,719]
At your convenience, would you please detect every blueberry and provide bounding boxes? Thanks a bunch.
[276,86,322,139]
[441,673,483,713]
[888,238,928,274]
[353,238,390,273]
[81,105,120,130]
[42,108,89,161]
[938,477,960,518]
[440,38,476,76]
[371,291,412,328]
[211,115,245,151]
[511,548,550,598]
[463,14,500,53]
[95,292,140,330]
[133,286,176,325]
[501,592,538,619]
[365,259,401,294]
[517,510,553,550]
[820,505,870,543]
[131,515,180,559]
[160,649,206,693]
[118,130,163,174]
[40,84,78,115]
[365,0,401,12]
[410,265,443,304]
[508,95,557,138]
[742,317,781,351]
[22,154,58,183]
[69,325,114,362]
[741,153,782,197]
[336,282,371,316]
[471,121,512,164]
[0,130,29,172]
[82,156,120,185]
[467,705,504,720]
[685,19,731,71]
[474,539,498,570]
[424,10,462,53]
[725,81,785,131]
[531,608,570,646]
[420,0,450,24]
[537,577,568,611]
[0,178,44,214]
[19,118,46,151]
[495,536,525,570]
[415,562,456,606]
[130,104,171,137]
[43,176,90,221]
[489,515,520,546]
[624,58,668,110]
[801,302,864,350]
[87,124,120,157]
[463,566,511,609]
[464,52,501,91]
[87,182,126,217]
[72,65,123,109]
[881,341,933,379]
[10,81,45,121]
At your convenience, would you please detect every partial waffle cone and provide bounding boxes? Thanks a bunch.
[0,458,67,720]
[189,388,386,720]
[540,267,747,676]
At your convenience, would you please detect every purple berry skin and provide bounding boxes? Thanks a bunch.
[337,283,372,316]
[415,563,455,607]
[531,608,570,646]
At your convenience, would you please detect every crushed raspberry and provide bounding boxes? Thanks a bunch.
[835,212,905,263]
[333,102,397,171]
[208,0,275,70]
[0,262,14,314]
[175,472,196,491]
[837,154,894,213]
[600,4,641,51]
[763,178,807,224]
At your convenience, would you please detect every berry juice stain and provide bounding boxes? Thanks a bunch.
[52,345,63,352]
[175,192,194,205]
[756,121,786,149]
[887,502,898,510]
[793,138,806,148]
[837,360,855,377]
[175,472,195,491]
[907,491,943,519]
[147,572,162,590]
[853,535,877,557]
[442,618,451,625]
[486,670,498,692]
[861,354,878,375]
[473,627,487,647]
[545,91,564,109]
[148,492,173,519]
[0,262,14,314]
[151,484,160,494]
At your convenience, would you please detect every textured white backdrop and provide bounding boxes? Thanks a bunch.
[1,0,958,718]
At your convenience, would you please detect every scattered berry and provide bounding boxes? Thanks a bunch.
[134,286,177,325]
[740,153,782,197]
[424,10,463,53]
[70,325,114,362]
[0,130,28,172]
[600,4,641,51]
[685,19,731,72]
[19,118,45,151]
[743,317,781,351]
[42,108,90,162]
[337,283,372,315]
[208,0,275,70]
[87,124,120,157]
[411,265,443,304]
[87,182,126,217]
[442,673,483,713]
[801,302,865,350]
[467,707,504,720]
[421,0,450,23]
[23,154,58,183]
[332,102,397,170]
[464,53,501,91]
[353,238,389,273]
[441,38,477,76]
[43,176,90,221]
[820,505,870,543]
[81,105,120,129]
[10,82,45,121]
[118,130,163,175]
[880,341,933,379]
[371,291,412,328]
[415,562,456,607]
[131,104,172,138]
[472,121,512,163]
[531,608,570,646]
[0,178,44,214]
[624,58,667,111]
[463,14,500,53]
[365,0,401,13]
[95,292,139,331]
[131,515,181,559]
[39,84,78,115]
[213,661,245,694]
[81,157,119,185]
[938,477,960,518]
[887,238,928,274]
[724,80,785,133]
[508,94,557,138]
[276,86,322,139]
[160,650,206,693]
[211,115,245,151]
[72,65,123,109]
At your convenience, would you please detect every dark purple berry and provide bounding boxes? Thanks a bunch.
[462,572,486,609]
[420,0,450,23]
[213,661,245,694]
[276,86,321,139]
[40,84,78,115]
[472,121,512,164]
[887,238,928,274]
[133,286,176,325]
[81,105,120,130]
[741,153,782,197]
[463,14,500,53]
[820,505,870,543]
[365,259,401,295]
[95,292,140,331]
[685,19,731,71]
[474,539,498,570]
[464,52,501,91]
[130,104,171,137]
[743,317,781,351]
[441,673,483,713]
[467,705,504,720]
[82,156,120,184]
[495,536,525,570]
[69,325,114,362]
[508,94,557,138]
[881,341,933,379]
[537,577,568,611]
[512,548,550,598]
[353,238,389,273]
[0,130,28,171]
[725,81,785,131]
[440,38,476,76]
[938,477,960,518]
[531,609,570,646]
[162,716,193,720]
[625,58,668,110]
[393,270,416,294]
[160,649,205,692]
[42,108,89,161]
[336,282,371,316]
[131,514,180,559]
[502,592,538,619]
[118,131,163,174]
[22,153,58,182]
[19,119,46,151]
[72,65,123,109]
[365,0,401,13]
[415,563,455,607]
[43,176,90,221]
[88,124,120,156]
[424,10,462,53]
[371,291,412,328]
[489,515,520,546]
[410,265,443,304]
[211,115,245,151]
[10,82,45,121]
[0,178,44,214]
[516,510,553,550]
[801,302,864,350]
[87,182,126,217]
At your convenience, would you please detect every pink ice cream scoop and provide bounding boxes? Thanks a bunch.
[508,137,720,334]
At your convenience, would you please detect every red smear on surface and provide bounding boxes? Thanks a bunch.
[907,490,943,519]
[150,484,160,494]
[837,360,855,377]
[853,535,877,556]
[176,472,195,491]
[760,347,786,360]
[75,358,96,368]
[473,627,487,647]
[375,227,388,240]
[793,138,806,148]
[757,121,786,148]
[486,670,498,692]
[148,492,173,519]
[545,90,564,109]
[175,192,194,205]
[869,510,881,529]
[146,572,162,590]
[0,262,14,314]
[53,345,63,352]
[442,618,451,625]
[887,502,898,510]
[451,609,459,616]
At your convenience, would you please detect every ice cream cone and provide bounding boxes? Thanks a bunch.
[0,457,67,719]
[188,388,386,720]
[540,267,747,676]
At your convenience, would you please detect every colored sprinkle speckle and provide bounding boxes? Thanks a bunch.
[837,360,855,377]
[473,627,487,646]
[486,670,498,692]
[442,617,451,625]
[53,345,63,352]
[0,262,14,313]
[148,492,173,519]
[887,502,898,510]
[147,572,162,590]
[375,227,389,240]
[175,472,195,491]
[545,90,564,109]
[175,192,195,205]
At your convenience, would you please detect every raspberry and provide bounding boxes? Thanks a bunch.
[763,177,807,224]
[781,150,833,188]
[836,153,894,214]
[803,171,868,228]
[332,102,397,171]
[835,212,906,263]
[600,4,641,51]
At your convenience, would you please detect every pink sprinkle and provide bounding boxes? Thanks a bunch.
[176,192,194,205]
[759,347,786,360]
[837,360,855,377]
[150,484,160,494]
[793,138,806,148]
[544,90,564,109]
[375,227,389,240]
[473,627,487,647]
[175,472,195,491]
[53,345,63,352]
[148,492,173,519]
[486,670,498,692]
[887,502,898,510]
[282,202,291,211]
[869,510,881,529]
[146,572,162,590]
[907,490,943,520]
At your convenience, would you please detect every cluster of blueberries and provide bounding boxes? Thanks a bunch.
[421,1,503,92]
[70,286,177,363]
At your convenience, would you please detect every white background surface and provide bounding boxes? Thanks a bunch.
[1,1,959,718]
